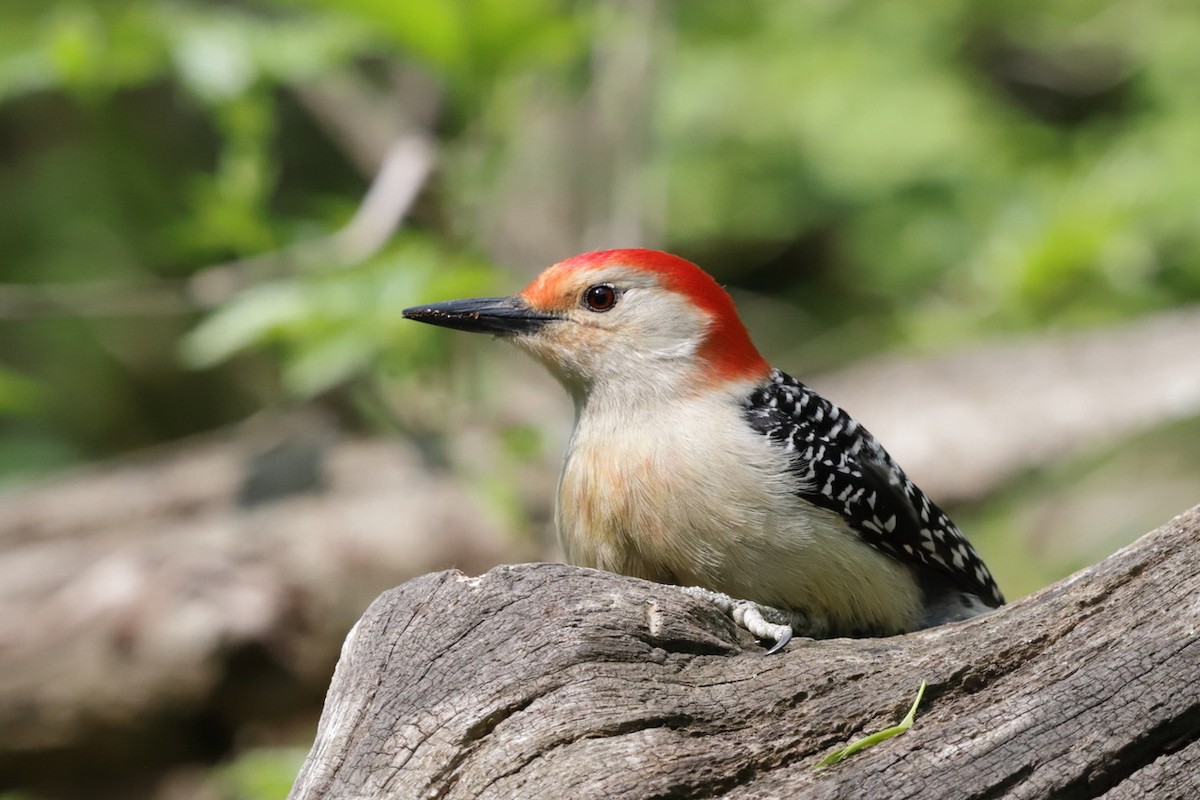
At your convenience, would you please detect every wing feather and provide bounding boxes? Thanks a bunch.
[743,369,1004,607]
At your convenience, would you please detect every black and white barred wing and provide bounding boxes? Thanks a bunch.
[744,369,1004,607]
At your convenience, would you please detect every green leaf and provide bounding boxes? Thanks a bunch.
[181,282,310,368]
[181,236,499,397]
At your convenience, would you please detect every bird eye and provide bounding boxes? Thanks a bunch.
[583,284,618,312]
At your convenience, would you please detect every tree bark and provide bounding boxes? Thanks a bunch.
[290,505,1200,800]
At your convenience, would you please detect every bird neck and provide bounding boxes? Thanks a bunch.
[570,369,761,426]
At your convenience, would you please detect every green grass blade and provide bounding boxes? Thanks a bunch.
[813,679,928,768]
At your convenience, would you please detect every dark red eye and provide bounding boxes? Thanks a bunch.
[583,284,618,311]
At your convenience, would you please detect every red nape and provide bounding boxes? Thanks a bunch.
[553,249,771,385]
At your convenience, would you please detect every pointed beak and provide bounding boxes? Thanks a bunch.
[402,296,558,335]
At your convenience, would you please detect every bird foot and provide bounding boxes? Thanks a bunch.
[679,586,822,654]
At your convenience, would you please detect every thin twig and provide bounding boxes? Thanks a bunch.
[185,133,437,308]
[0,68,439,320]
[0,135,436,319]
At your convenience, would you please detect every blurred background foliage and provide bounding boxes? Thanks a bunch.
[1,0,1199,796]
[3,0,1200,470]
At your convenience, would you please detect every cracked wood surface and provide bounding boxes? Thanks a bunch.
[290,505,1200,800]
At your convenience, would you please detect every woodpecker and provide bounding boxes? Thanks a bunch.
[403,249,1003,651]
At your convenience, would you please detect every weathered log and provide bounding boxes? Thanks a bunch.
[290,505,1200,799]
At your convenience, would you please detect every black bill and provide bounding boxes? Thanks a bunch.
[402,296,558,335]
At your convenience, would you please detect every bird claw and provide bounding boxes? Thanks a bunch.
[733,601,793,654]
[765,626,793,655]
[678,585,796,654]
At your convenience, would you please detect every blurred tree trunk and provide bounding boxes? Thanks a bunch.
[289,506,1200,800]
[814,304,1200,503]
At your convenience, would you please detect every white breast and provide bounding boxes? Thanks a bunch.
[556,386,924,635]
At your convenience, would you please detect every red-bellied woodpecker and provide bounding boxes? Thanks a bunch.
[403,249,1003,651]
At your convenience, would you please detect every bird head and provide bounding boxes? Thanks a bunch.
[403,249,768,403]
